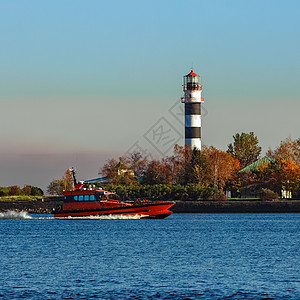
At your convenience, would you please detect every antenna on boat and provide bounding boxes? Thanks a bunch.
[69,167,77,185]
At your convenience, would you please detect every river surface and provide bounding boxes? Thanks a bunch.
[1,212,300,299]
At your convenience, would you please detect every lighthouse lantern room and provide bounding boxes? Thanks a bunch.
[181,70,204,150]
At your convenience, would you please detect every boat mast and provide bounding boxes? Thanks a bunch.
[69,168,77,185]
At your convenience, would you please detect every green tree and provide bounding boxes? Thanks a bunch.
[189,148,212,186]
[227,132,262,167]
[0,187,10,196]
[30,186,44,196]
[47,179,65,195]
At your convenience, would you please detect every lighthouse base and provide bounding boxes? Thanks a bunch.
[185,138,201,151]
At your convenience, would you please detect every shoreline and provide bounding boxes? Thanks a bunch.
[0,198,62,214]
[1,198,300,214]
[172,200,300,213]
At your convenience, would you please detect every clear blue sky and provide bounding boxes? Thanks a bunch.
[0,0,299,190]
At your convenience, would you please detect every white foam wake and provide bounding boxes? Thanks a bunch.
[0,211,32,219]
[58,214,145,220]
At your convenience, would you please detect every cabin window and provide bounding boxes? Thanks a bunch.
[84,195,89,201]
[79,195,84,201]
[73,196,78,201]
[90,195,95,201]
[65,196,72,202]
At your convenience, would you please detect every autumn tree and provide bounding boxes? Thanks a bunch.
[125,152,149,178]
[100,158,137,185]
[101,158,119,182]
[227,132,262,167]
[255,159,273,183]
[243,157,300,197]
[267,158,300,196]
[203,146,241,190]
[143,160,168,185]
[9,185,21,196]
[172,144,193,185]
[142,145,240,189]
[141,145,194,185]
[22,185,32,196]
[154,145,206,185]
[63,169,74,191]
[157,145,194,185]
[267,136,300,167]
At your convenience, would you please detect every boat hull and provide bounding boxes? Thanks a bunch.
[54,202,174,219]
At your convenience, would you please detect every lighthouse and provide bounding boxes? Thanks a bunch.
[181,69,204,150]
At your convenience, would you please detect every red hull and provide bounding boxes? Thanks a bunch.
[55,185,174,219]
[54,201,174,219]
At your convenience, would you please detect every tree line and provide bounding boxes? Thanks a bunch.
[47,133,300,200]
[0,185,44,197]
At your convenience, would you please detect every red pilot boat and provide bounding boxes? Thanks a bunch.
[54,170,174,219]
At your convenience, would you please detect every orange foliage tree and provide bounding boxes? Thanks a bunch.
[63,169,74,191]
[163,145,193,185]
[23,185,32,196]
[267,158,300,195]
[267,137,300,167]
[47,169,75,195]
[141,145,194,185]
[102,145,242,191]
[9,185,21,196]
[202,146,241,190]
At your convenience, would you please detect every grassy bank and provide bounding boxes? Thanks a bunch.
[0,195,43,202]
[0,195,64,202]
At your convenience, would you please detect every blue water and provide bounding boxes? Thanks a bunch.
[1,213,300,299]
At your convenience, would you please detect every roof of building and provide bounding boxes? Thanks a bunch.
[116,160,129,170]
[239,156,275,173]
[186,69,199,77]
[84,177,109,184]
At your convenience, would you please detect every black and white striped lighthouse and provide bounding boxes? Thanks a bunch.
[181,70,204,150]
